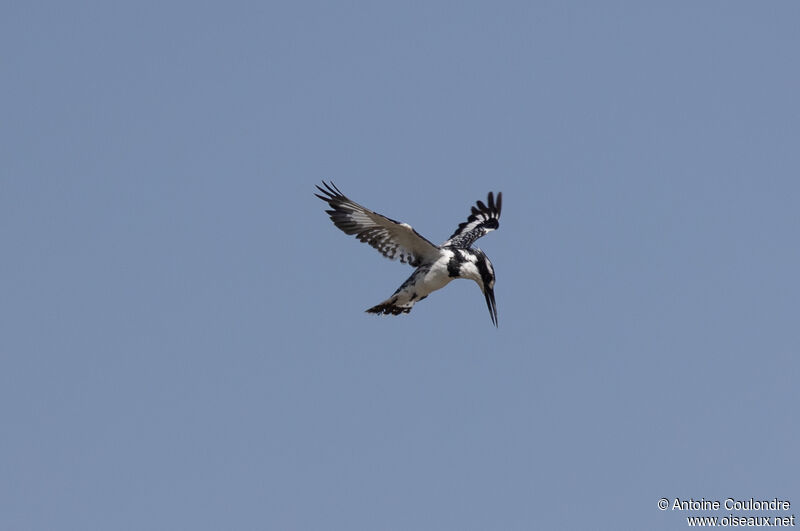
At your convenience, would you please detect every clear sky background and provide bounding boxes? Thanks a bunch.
[2,2,798,530]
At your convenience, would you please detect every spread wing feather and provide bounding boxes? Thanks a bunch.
[443,191,502,248]
[315,181,440,267]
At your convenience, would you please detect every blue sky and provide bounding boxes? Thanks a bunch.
[2,2,798,530]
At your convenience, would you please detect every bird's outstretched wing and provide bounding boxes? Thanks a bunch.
[443,191,502,248]
[315,181,441,267]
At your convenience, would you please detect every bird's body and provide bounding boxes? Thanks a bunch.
[315,182,502,326]
[366,250,454,315]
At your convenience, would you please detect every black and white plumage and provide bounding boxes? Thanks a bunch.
[315,181,502,326]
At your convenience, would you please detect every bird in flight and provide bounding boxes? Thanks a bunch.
[315,181,502,326]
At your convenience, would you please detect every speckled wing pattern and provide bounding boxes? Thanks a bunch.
[315,181,441,267]
[443,191,502,249]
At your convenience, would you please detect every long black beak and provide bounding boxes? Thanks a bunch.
[484,286,498,327]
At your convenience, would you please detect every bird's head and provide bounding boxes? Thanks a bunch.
[462,248,497,327]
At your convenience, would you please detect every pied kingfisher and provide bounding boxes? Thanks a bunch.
[315,181,502,326]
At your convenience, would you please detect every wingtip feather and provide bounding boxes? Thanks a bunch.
[316,180,344,199]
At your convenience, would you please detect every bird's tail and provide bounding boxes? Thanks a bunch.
[365,295,414,316]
